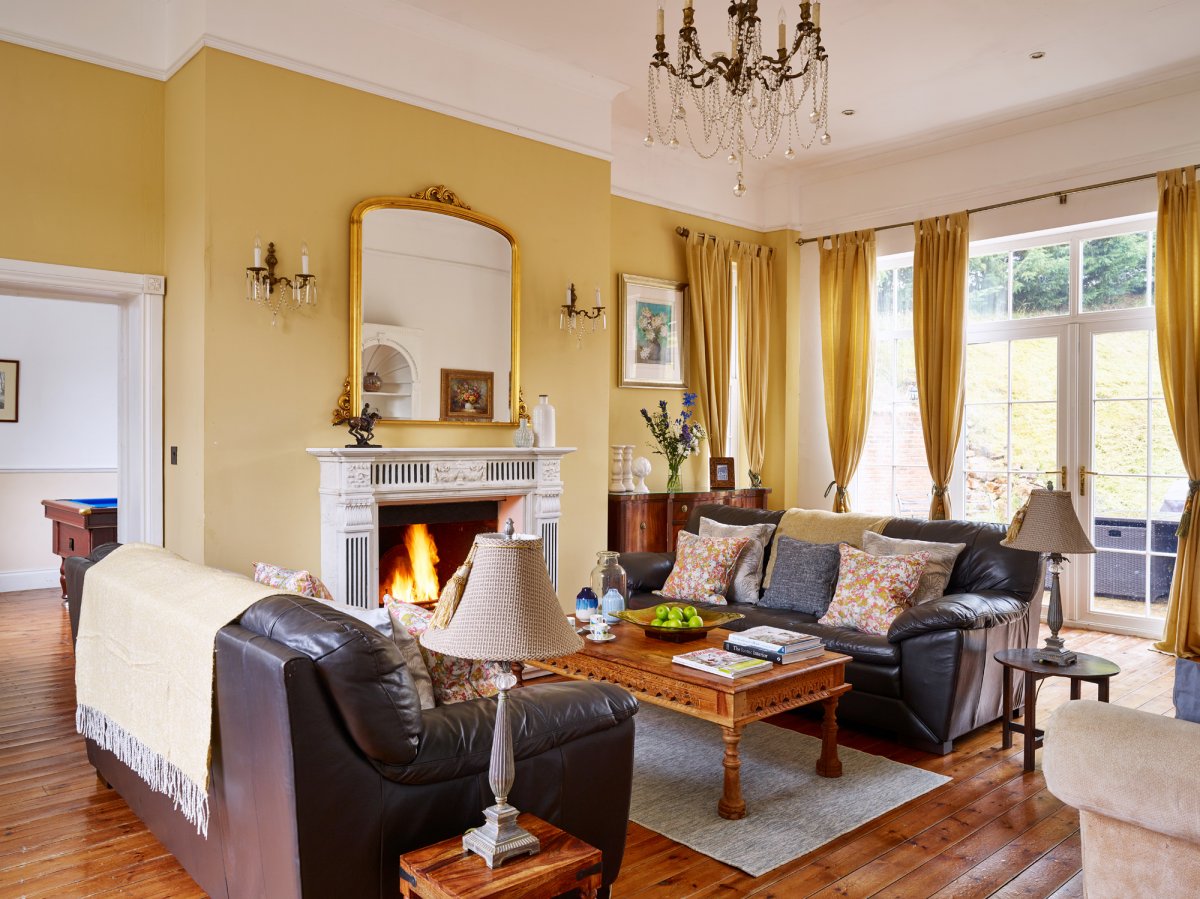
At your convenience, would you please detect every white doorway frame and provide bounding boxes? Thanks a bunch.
[0,258,164,545]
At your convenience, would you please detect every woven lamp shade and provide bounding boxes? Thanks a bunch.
[1001,489,1096,555]
[419,534,583,662]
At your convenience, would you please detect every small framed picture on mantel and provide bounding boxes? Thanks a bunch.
[619,273,688,389]
[709,456,735,490]
[0,359,18,423]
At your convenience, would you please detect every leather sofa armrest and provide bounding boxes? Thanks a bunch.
[621,552,675,592]
[66,542,123,645]
[888,590,1028,643]
[378,682,638,785]
[1045,701,1200,844]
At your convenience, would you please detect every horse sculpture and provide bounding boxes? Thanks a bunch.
[341,404,382,448]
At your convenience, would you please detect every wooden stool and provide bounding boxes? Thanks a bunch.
[399,813,602,899]
[995,647,1120,773]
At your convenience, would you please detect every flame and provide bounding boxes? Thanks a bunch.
[382,524,441,604]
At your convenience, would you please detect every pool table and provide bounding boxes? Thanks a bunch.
[42,498,118,599]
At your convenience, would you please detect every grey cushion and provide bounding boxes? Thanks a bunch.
[698,517,777,604]
[862,531,966,605]
[758,536,841,616]
[330,601,437,710]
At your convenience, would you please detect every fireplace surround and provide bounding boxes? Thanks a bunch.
[308,447,574,608]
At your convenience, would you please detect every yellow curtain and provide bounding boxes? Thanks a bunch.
[819,230,876,512]
[913,212,969,520]
[1154,167,1200,660]
[735,242,773,483]
[684,233,733,455]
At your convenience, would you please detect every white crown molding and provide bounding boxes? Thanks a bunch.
[609,185,765,234]
[0,26,164,79]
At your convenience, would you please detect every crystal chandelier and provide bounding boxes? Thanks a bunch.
[647,0,830,196]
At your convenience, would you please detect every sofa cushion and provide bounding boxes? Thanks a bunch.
[819,544,928,636]
[883,518,1042,599]
[239,594,424,765]
[322,602,436,710]
[863,531,965,605]
[763,509,891,588]
[683,504,786,573]
[758,536,840,616]
[252,561,334,600]
[698,517,777,603]
[659,531,749,602]
[388,601,507,705]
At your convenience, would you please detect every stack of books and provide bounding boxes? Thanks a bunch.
[671,648,773,679]
[723,626,824,665]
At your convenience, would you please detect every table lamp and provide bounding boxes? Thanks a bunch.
[1001,488,1096,666]
[419,527,583,868]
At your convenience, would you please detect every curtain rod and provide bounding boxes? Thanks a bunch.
[792,167,1187,246]
[673,227,774,255]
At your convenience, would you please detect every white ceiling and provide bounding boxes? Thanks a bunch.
[401,0,1200,172]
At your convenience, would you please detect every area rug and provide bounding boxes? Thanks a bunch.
[629,704,951,876]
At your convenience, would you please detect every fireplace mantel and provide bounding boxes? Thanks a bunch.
[307,446,575,607]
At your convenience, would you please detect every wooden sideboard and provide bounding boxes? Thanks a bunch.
[607,488,771,553]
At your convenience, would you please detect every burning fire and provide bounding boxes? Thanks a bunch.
[382,524,441,604]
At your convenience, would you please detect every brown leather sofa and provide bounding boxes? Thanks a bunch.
[623,504,1045,754]
[67,547,638,898]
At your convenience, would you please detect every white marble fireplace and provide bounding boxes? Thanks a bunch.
[307,446,575,608]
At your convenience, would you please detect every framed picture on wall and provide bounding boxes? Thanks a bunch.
[618,273,688,389]
[0,359,18,423]
[709,456,735,489]
[440,369,494,421]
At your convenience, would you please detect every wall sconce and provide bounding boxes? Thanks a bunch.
[245,235,317,325]
[559,282,605,344]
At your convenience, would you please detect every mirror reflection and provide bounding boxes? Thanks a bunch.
[356,202,517,423]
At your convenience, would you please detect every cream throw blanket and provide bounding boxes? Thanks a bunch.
[762,509,892,587]
[74,544,277,836]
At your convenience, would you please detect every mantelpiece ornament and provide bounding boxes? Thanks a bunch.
[409,185,472,209]
[332,377,354,425]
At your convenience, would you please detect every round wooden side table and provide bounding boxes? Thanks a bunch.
[994,647,1120,773]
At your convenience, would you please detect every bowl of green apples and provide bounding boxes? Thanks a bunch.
[614,603,743,642]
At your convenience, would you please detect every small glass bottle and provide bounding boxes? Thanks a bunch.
[591,551,628,617]
[512,418,534,448]
[575,586,598,622]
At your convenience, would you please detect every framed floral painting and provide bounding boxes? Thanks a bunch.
[619,274,688,389]
[440,369,494,421]
[0,360,17,423]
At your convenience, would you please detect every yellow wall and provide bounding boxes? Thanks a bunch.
[173,50,611,602]
[0,42,163,273]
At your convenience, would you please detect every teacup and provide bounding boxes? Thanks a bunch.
[589,616,611,639]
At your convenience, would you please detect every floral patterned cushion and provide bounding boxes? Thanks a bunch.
[386,600,507,705]
[252,562,334,600]
[818,543,930,636]
[659,531,751,602]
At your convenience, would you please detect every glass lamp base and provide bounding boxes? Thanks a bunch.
[462,802,540,868]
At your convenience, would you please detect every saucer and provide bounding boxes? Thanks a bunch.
[586,632,616,642]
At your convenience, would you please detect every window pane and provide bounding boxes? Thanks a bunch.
[873,338,895,405]
[863,406,893,467]
[1094,474,1147,520]
[896,337,917,401]
[856,465,893,516]
[1152,478,1187,544]
[1151,555,1174,618]
[1011,402,1056,473]
[894,467,933,517]
[893,403,923,465]
[1012,243,1069,318]
[1094,330,1148,400]
[1010,472,1041,518]
[1011,337,1057,402]
[1093,400,1148,475]
[966,341,1008,403]
[965,404,1008,470]
[965,472,1007,523]
[1151,400,1185,477]
[1093,551,1146,616]
[896,267,914,330]
[1082,232,1150,312]
[876,268,895,328]
[968,253,1008,322]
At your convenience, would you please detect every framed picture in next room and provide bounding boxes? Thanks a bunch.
[709,456,735,490]
[619,273,688,389]
[440,369,494,422]
[0,360,18,423]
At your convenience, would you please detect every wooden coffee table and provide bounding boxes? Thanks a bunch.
[529,629,851,820]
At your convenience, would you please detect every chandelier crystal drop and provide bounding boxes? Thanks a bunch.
[648,0,830,196]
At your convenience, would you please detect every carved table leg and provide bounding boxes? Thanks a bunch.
[718,724,746,820]
[816,695,843,778]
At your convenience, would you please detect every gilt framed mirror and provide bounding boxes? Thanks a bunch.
[347,187,520,425]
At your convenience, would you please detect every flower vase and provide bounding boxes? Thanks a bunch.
[666,464,683,493]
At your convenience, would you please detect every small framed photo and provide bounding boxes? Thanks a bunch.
[440,369,494,421]
[0,360,18,423]
[709,456,735,490]
[619,273,688,389]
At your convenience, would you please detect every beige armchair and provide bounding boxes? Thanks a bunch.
[1043,700,1200,898]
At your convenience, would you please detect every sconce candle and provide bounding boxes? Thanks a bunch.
[245,237,318,325]
[559,282,606,345]
[301,242,310,275]
[253,234,263,268]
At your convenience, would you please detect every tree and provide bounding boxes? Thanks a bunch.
[1082,233,1149,310]
[1012,244,1069,316]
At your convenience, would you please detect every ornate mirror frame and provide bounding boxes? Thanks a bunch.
[336,185,521,427]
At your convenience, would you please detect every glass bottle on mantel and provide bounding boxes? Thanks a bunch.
[591,551,628,619]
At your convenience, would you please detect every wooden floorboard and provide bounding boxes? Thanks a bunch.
[0,588,1174,898]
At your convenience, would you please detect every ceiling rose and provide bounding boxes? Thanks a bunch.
[646,0,831,196]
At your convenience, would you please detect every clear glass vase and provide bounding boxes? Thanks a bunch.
[591,551,627,619]
[666,463,683,493]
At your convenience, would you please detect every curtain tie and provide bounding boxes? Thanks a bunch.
[1178,480,1200,539]
[823,480,846,500]
[931,485,949,497]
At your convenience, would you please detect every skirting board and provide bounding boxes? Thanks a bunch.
[0,569,60,593]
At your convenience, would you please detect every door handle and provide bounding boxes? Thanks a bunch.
[1079,466,1099,496]
[1043,466,1067,490]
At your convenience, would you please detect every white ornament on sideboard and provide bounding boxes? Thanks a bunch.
[621,445,635,492]
[632,456,652,493]
[609,445,626,492]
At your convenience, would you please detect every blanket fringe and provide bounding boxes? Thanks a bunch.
[77,704,209,838]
